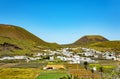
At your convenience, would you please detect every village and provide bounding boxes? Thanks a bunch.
[0,47,120,63]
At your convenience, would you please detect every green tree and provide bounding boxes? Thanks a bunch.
[84,61,88,70]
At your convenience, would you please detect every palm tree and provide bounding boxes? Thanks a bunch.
[99,66,103,79]
[84,61,88,70]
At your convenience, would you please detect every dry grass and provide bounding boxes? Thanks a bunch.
[0,68,40,79]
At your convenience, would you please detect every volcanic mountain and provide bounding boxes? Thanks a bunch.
[0,24,59,56]
[0,24,47,44]
[72,35,109,46]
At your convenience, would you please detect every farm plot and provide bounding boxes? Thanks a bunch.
[98,60,119,66]
[0,68,40,79]
[12,62,47,68]
[89,63,116,73]
[36,64,67,79]
[36,70,68,79]
[65,64,100,79]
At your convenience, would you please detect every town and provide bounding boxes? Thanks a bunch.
[0,47,120,63]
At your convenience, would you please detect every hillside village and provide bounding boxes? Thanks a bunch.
[0,47,120,63]
[0,24,120,63]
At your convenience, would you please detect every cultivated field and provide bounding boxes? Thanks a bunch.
[36,70,68,79]
[0,60,119,79]
[65,64,100,79]
[0,62,46,79]
[0,68,40,79]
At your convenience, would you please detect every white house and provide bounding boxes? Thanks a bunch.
[50,56,54,61]
[104,52,116,60]
[84,52,94,57]
[14,56,27,59]
[116,54,120,61]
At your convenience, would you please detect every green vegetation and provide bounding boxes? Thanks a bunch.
[89,63,116,73]
[89,63,115,68]
[84,61,89,70]
[90,41,120,53]
[89,64,101,69]
[36,70,68,79]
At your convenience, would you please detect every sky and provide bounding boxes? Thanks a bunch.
[0,0,120,44]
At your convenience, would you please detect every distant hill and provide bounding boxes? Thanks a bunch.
[71,35,109,46]
[88,41,120,53]
[90,41,120,48]
[67,35,120,53]
[0,24,59,56]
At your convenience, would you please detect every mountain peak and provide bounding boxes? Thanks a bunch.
[73,35,109,46]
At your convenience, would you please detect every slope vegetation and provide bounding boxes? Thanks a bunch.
[90,41,120,53]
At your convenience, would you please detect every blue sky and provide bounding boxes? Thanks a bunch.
[0,0,120,44]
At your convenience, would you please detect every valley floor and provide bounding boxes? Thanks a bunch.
[0,60,119,79]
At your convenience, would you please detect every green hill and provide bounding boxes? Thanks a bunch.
[0,24,47,45]
[72,35,109,46]
[0,24,59,56]
[90,41,120,48]
[90,41,120,53]
[68,35,120,53]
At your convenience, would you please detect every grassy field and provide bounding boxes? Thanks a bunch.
[36,70,68,79]
[0,68,40,79]
[0,62,46,79]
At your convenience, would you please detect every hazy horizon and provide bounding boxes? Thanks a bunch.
[0,0,120,44]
